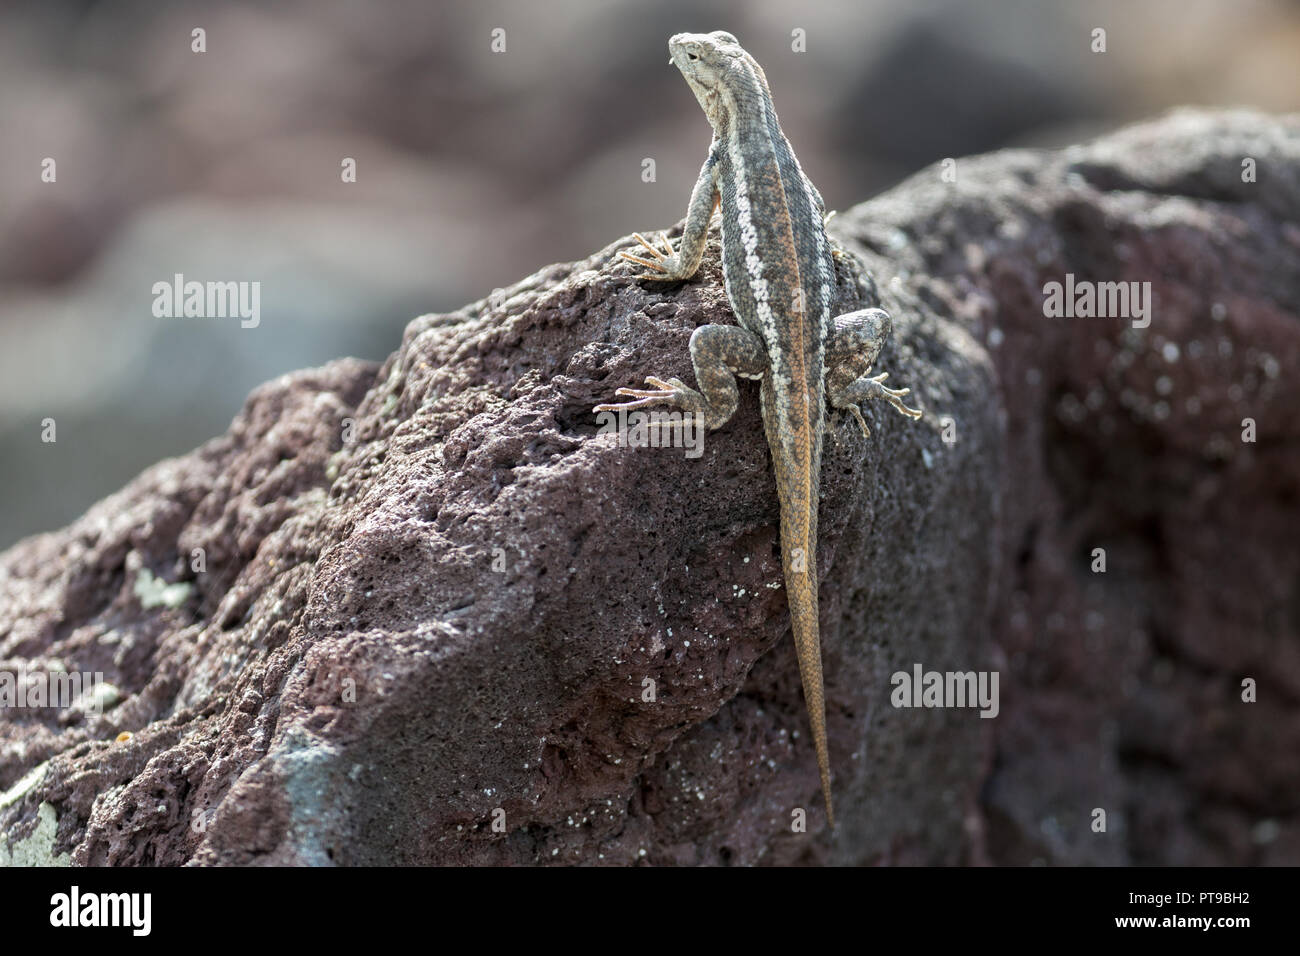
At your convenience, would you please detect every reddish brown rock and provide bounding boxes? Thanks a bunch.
[845,108,1299,865]
[1,108,1296,865]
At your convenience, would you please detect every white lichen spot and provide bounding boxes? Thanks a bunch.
[80,682,122,713]
[133,568,193,610]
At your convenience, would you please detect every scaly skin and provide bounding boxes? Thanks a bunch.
[596,31,921,827]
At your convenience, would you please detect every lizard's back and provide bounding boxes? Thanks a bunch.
[708,46,837,822]
[711,67,833,356]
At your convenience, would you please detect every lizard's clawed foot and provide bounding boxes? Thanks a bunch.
[840,373,923,438]
[619,232,683,280]
[594,375,707,424]
[864,372,924,420]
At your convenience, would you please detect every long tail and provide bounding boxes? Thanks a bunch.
[766,374,832,826]
[781,509,833,827]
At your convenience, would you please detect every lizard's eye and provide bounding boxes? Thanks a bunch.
[687,52,699,60]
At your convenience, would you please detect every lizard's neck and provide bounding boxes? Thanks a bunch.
[712,56,783,153]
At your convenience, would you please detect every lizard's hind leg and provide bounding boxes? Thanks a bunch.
[595,323,767,431]
[825,307,922,438]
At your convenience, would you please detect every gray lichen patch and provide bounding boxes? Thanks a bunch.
[0,802,72,867]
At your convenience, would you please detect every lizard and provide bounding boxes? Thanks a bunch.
[595,30,921,827]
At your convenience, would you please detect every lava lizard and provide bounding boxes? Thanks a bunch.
[595,30,921,826]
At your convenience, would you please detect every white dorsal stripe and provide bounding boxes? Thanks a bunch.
[721,55,821,453]
[748,57,832,334]
[722,61,774,345]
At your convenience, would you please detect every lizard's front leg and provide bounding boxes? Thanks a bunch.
[620,151,719,282]
[825,307,922,437]
[595,324,766,430]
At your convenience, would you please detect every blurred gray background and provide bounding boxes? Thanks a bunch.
[2,0,1298,549]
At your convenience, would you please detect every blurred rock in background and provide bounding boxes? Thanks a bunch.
[1,0,1298,548]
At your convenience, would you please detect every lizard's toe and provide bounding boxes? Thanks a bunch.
[619,251,668,271]
[848,405,871,438]
[631,232,668,260]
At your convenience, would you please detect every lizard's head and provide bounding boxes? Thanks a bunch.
[668,31,750,127]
